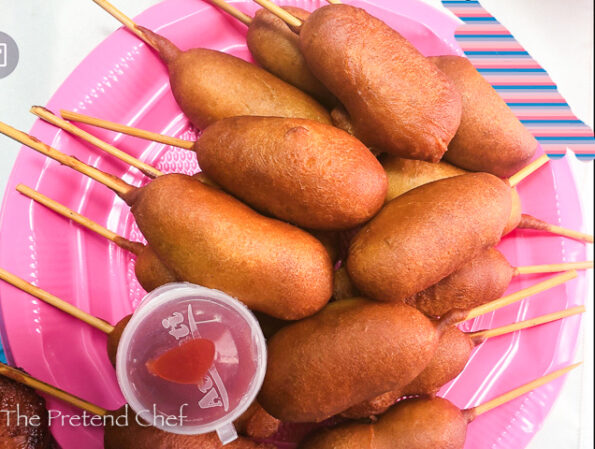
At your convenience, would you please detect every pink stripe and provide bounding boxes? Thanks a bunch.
[458,41,525,50]
[539,145,567,154]
[484,78,556,85]
[489,81,556,86]
[523,123,589,129]
[510,112,579,119]
[529,130,594,137]
[469,60,542,69]
[496,93,566,100]
[448,9,493,17]
[456,24,509,32]
[516,116,578,120]
[456,31,511,35]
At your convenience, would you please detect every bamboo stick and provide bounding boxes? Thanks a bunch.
[508,154,549,187]
[31,106,163,178]
[0,268,114,334]
[0,121,134,198]
[60,110,193,150]
[467,362,581,419]
[208,0,252,25]
[91,0,156,50]
[463,270,577,321]
[0,363,107,416]
[468,305,585,340]
[515,261,593,275]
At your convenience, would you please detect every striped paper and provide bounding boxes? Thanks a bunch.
[443,0,595,159]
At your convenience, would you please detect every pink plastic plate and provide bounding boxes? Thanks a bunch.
[0,1,587,448]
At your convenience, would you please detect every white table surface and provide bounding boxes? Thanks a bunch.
[0,1,593,448]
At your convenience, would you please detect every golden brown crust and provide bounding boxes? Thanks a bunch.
[304,398,467,449]
[330,104,355,136]
[0,374,55,449]
[375,398,467,449]
[431,55,538,177]
[517,214,552,231]
[401,327,473,396]
[300,5,462,162]
[382,156,467,202]
[347,173,512,302]
[196,117,387,230]
[340,389,399,421]
[247,7,336,108]
[333,266,360,301]
[381,156,522,238]
[234,402,281,440]
[107,315,132,367]
[133,245,178,293]
[129,174,333,320]
[343,326,474,419]
[406,248,514,317]
[259,299,439,422]
[162,44,331,129]
[503,188,523,235]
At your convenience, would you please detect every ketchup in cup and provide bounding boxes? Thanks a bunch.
[116,283,267,444]
[146,338,216,385]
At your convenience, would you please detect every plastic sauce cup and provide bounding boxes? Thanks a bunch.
[116,282,267,444]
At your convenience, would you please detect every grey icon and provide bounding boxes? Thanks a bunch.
[0,43,7,67]
[0,32,19,79]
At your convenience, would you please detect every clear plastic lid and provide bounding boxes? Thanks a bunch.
[116,283,267,443]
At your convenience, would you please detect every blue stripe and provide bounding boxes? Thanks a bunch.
[537,136,595,141]
[443,1,480,4]
[507,102,568,107]
[493,85,557,90]
[465,51,529,55]
[477,68,546,73]
[521,120,582,124]
[456,35,514,39]
[459,17,499,22]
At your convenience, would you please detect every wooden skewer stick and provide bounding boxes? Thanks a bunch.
[91,0,157,50]
[60,110,193,151]
[508,154,549,187]
[16,184,142,255]
[465,362,582,419]
[0,267,114,334]
[208,0,252,25]
[31,106,163,179]
[520,220,594,244]
[0,363,107,416]
[325,0,342,4]
[468,305,586,341]
[0,121,134,198]
[251,0,303,28]
[462,270,577,321]
[515,261,593,275]
[544,225,593,244]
